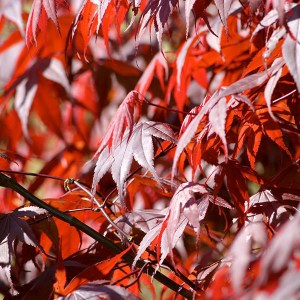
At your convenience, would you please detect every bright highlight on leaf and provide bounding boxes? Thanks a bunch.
[1,0,300,298]
[92,121,176,200]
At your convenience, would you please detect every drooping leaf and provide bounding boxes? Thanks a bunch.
[136,53,168,96]
[264,58,283,120]
[282,4,300,92]
[63,246,133,294]
[0,0,24,35]
[137,0,178,49]
[14,75,38,140]
[258,206,300,285]
[228,222,268,292]
[71,0,129,56]
[26,0,65,45]
[214,0,233,34]
[185,0,197,37]
[0,206,47,292]
[94,91,143,156]
[92,121,176,200]
[208,97,228,157]
[59,282,139,300]
[172,59,285,176]
[133,182,231,268]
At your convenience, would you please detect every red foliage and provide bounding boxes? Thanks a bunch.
[0,0,300,299]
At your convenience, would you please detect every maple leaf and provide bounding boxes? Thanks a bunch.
[0,206,47,264]
[57,281,139,300]
[264,58,283,120]
[0,207,47,292]
[282,4,300,92]
[92,121,176,200]
[135,53,168,96]
[133,182,232,268]
[63,245,133,294]
[94,91,143,156]
[214,0,233,34]
[116,209,167,235]
[71,0,129,56]
[11,58,70,139]
[137,0,178,49]
[0,0,24,35]
[172,58,285,176]
[257,206,300,286]
[228,222,268,293]
[26,0,66,45]
[185,0,197,37]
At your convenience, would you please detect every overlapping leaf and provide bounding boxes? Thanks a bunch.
[228,222,268,292]
[133,182,232,268]
[0,0,24,35]
[12,58,70,139]
[172,58,285,176]
[57,281,139,300]
[94,91,142,155]
[26,0,66,45]
[0,207,47,292]
[92,121,176,199]
[282,4,300,91]
[71,0,129,55]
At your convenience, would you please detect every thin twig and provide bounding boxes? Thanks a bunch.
[0,172,193,299]
[65,178,132,242]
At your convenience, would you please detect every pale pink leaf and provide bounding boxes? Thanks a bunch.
[166,183,207,243]
[133,223,162,268]
[264,59,283,120]
[159,216,188,267]
[14,77,38,140]
[172,59,285,176]
[136,53,168,96]
[137,0,178,49]
[252,8,279,37]
[185,0,196,38]
[263,27,286,59]
[183,196,209,228]
[231,95,255,111]
[42,58,70,93]
[282,4,300,92]
[57,281,139,300]
[214,0,233,33]
[229,222,268,292]
[258,207,300,284]
[208,97,228,156]
[95,91,142,156]
[176,37,195,89]
[0,0,24,35]
[96,0,111,33]
[93,122,176,199]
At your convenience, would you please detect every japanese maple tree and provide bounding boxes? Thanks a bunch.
[0,0,300,298]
